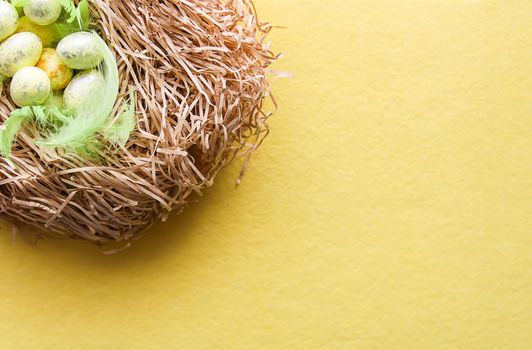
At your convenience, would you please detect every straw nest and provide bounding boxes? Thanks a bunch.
[0,0,276,246]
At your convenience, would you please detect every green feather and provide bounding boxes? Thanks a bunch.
[57,0,76,21]
[34,104,72,128]
[9,0,31,8]
[51,0,90,40]
[76,0,89,27]
[0,103,77,159]
[0,107,33,158]
[105,90,136,147]
[38,32,120,155]
[31,106,49,126]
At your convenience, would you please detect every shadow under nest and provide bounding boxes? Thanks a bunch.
[0,0,276,245]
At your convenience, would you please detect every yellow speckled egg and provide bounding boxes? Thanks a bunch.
[10,66,51,107]
[23,0,62,26]
[16,16,55,47]
[0,32,42,77]
[0,1,18,41]
[57,32,103,70]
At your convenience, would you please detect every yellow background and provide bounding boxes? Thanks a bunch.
[1,0,531,348]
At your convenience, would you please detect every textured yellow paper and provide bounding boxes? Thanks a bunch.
[0,0,531,348]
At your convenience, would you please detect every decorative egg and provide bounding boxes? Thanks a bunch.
[0,32,42,77]
[37,48,73,90]
[16,16,55,47]
[63,70,105,113]
[0,1,19,41]
[57,32,104,70]
[10,66,51,107]
[23,0,62,26]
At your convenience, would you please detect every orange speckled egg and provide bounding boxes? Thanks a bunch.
[36,48,73,91]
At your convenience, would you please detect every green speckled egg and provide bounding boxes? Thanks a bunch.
[0,32,42,77]
[57,32,103,70]
[0,1,19,41]
[10,66,51,107]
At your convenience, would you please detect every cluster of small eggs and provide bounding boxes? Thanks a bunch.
[0,0,103,112]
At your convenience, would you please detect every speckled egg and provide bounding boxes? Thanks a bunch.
[57,32,104,70]
[0,1,19,41]
[16,16,55,47]
[23,0,62,26]
[0,32,42,77]
[37,48,73,90]
[10,66,51,107]
[63,70,105,113]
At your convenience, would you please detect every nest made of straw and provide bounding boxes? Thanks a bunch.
[0,0,276,245]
